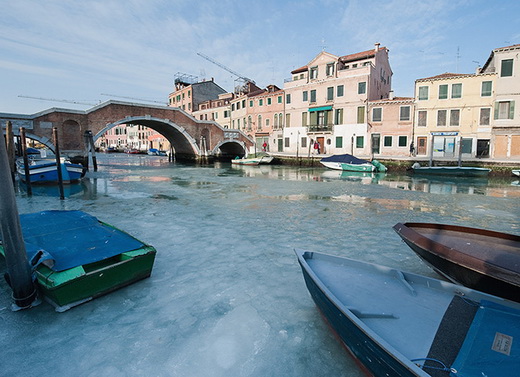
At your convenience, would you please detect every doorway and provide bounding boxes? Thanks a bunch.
[371,134,380,155]
[417,137,427,155]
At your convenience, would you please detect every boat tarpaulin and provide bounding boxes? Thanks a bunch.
[320,154,370,165]
[8,210,145,272]
[450,300,520,377]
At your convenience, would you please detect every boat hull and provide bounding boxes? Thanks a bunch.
[412,166,490,177]
[393,222,520,302]
[320,161,376,172]
[17,160,85,184]
[299,256,422,377]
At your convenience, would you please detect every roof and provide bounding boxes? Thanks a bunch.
[370,96,413,104]
[340,47,386,63]
[481,43,520,72]
[291,46,386,74]
[416,72,474,82]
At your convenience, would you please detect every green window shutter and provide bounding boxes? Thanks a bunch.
[494,102,499,119]
[510,101,515,119]
[336,136,343,148]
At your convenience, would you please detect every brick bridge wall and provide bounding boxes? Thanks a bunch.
[1,101,253,162]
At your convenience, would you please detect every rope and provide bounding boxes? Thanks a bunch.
[411,358,456,373]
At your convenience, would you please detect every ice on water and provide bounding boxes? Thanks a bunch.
[1,154,519,376]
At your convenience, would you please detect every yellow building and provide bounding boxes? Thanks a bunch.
[414,72,496,160]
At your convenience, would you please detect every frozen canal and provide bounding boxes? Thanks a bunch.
[2,154,520,376]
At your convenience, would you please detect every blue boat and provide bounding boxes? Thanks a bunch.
[295,249,520,377]
[16,157,85,184]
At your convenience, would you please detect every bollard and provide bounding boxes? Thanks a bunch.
[0,128,38,310]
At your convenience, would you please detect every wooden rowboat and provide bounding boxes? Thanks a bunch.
[295,249,520,377]
[393,222,520,302]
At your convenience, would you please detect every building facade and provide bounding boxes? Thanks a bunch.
[282,43,392,157]
[480,44,520,159]
[368,94,414,158]
[413,72,496,160]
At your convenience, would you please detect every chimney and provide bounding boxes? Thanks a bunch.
[374,42,380,52]
[388,90,394,100]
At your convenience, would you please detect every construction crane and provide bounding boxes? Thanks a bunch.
[197,52,255,86]
[18,95,97,106]
[100,93,166,105]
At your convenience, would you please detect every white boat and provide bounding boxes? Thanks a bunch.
[295,249,520,377]
[231,154,273,166]
[512,169,520,177]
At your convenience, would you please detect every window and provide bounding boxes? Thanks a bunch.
[451,83,462,99]
[357,106,365,123]
[439,84,448,99]
[286,94,291,104]
[461,138,472,154]
[327,87,334,101]
[303,91,308,102]
[267,98,272,105]
[335,136,343,148]
[232,103,235,111]
[358,82,366,94]
[372,107,382,122]
[335,108,343,124]
[356,136,364,148]
[302,112,307,127]
[310,90,316,103]
[326,63,334,76]
[384,136,392,147]
[450,109,460,126]
[301,137,307,148]
[277,96,282,104]
[481,81,492,97]
[274,114,279,129]
[399,106,411,121]
[258,115,262,130]
[437,110,447,127]
[286,113,291,127]
[479,108,491,126]
[337,85,344,97]
[398,136,407,147]
[224,110,230,118]
[242,99,246,107]
[250,100,253,107]
[310,66,318,79]
[418,111,427,127]
[495,101,515,119]
[259,99,263,106]
[418,86,429,100]
[284,137,290,147]
[501,59,513,77]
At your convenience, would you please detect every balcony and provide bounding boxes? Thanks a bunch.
[307,124,333,133]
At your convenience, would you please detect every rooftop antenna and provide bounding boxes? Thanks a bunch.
[320,38,327,52]
[456,46,461,72]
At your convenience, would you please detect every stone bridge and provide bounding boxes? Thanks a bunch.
[1,100,254,163]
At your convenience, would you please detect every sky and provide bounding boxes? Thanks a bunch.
[1,0,519,115]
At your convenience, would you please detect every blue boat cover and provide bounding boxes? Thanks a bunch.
[450,300,520,377]
[320,154,370,165]
[3,210,146,272]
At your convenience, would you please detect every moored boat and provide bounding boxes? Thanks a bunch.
[513,169,520,177]
[393,222,520,302]
[411,163,490,177]
[16,157,85,184]
[0,210,157,311]
[231,153,273,166]
[320,154,386,172]
[295,249,520,377]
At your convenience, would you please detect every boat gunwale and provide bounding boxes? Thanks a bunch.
[393,222,520,284]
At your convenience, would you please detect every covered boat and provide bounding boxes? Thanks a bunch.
[319,154,386,172]
[393,222,520,302]
[296,249,520,377]
[16,157,85,184]
[0,210,156,311]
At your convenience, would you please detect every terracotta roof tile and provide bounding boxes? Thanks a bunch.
[340,47,386,63]
[417,72,474,81]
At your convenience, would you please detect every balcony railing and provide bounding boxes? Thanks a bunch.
[307,124,333,133]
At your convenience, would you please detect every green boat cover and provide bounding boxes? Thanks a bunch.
[1,210,145,272]
[450,300,520,377]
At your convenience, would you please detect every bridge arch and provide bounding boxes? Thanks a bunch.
[95,116,201,159]
[213,140,247,158]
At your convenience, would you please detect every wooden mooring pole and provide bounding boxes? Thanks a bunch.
[20,128,32,196]
[0,127,38,310]
[5,121,15,182]
[53,127,65,200]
